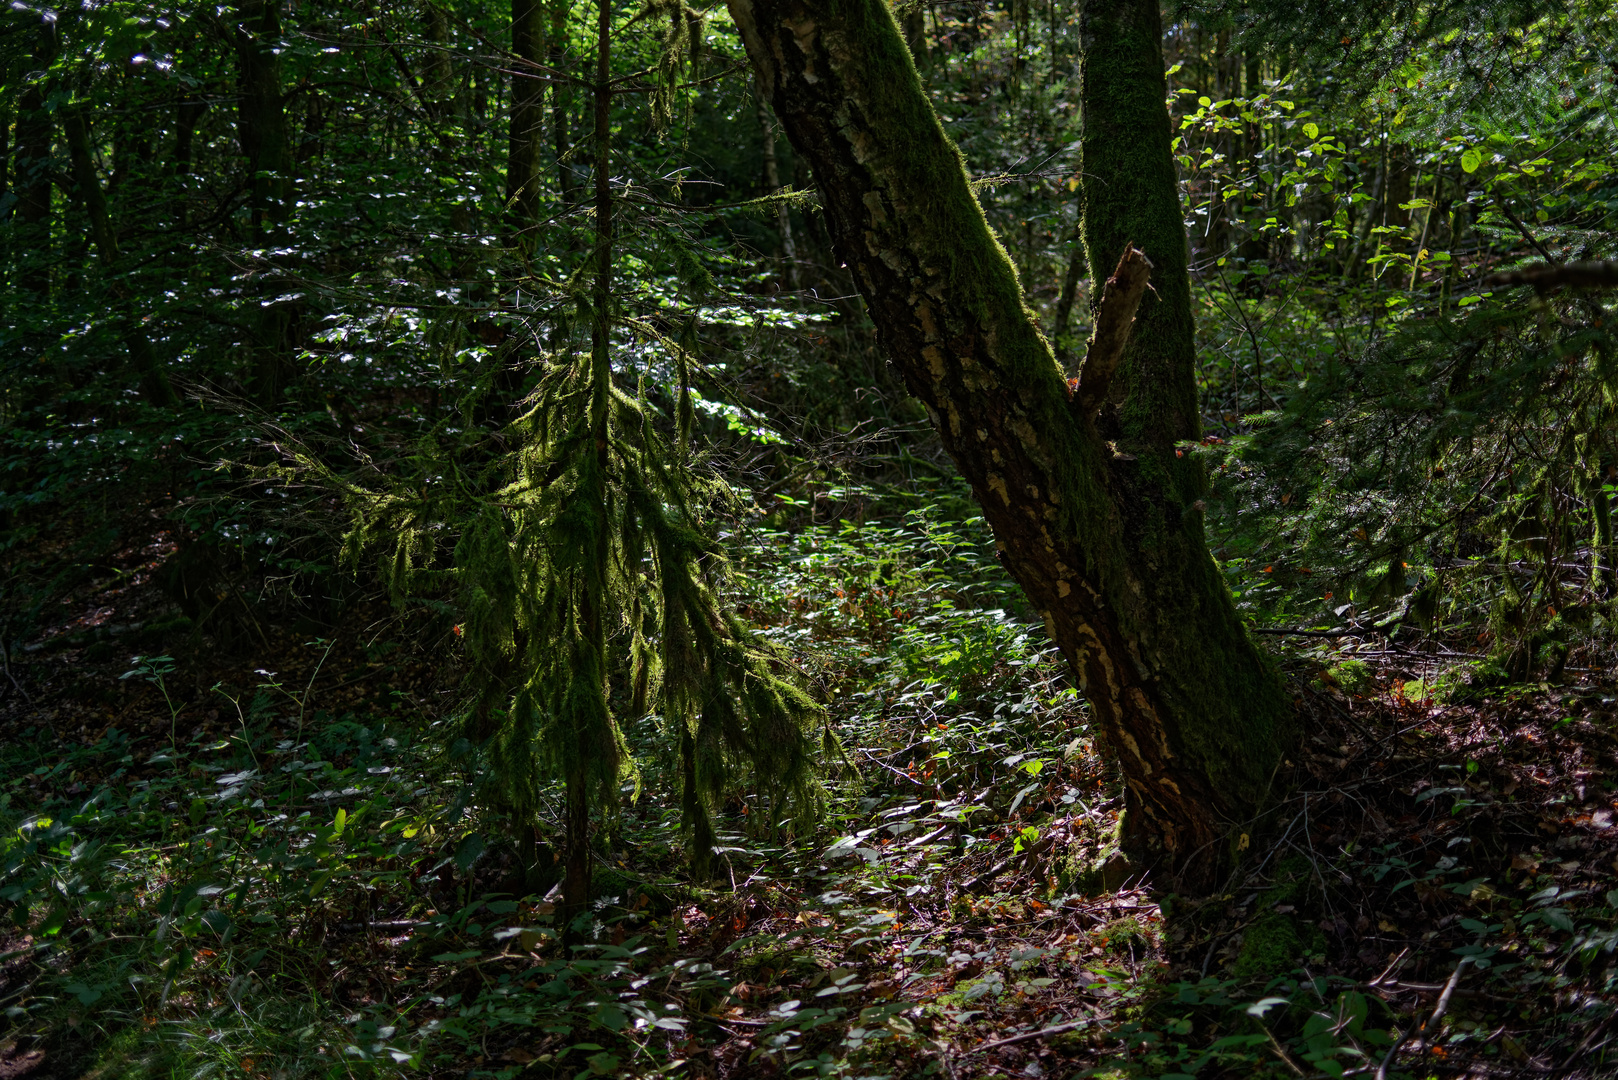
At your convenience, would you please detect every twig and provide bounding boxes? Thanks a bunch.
[1368,947,1411,987]
[1375,955,1471,1080]
[962,835,1056,894]
[1556,1009,1618,1075]
[859,748,930,787]
[1262,1022,1310,1076]
[904,825,951,849]
[963,1016,1089,1054]
[1489,194,1557,265]
[0,639,30,703]
[1250,626,1359,638]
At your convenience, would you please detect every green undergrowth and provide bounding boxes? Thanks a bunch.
[14,497,1617,1078]
[0,496,1105,1079]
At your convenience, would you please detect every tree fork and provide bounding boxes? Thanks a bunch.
[726,0,1293,885]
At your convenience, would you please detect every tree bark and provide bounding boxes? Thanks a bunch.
[64,110,180,407]
[726,0,1292,885]
[235,0,292,235]
[235,0,296,404]
[15,24,54,301]
[550,0,577,206]
[506,0,547,252]
[755,86,799,289]
[558,0,617,936]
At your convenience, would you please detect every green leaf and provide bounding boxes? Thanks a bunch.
[1461,146,1483,174]
[1303,122,1320,140]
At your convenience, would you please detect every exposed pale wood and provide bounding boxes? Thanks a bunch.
[1073,244,1152,419]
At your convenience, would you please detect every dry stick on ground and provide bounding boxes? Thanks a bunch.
[0,639,29,703]
[962,834,1057,894]
[1375,955,1471,1080]
[963,1015,1092,1055]
[1482,260,1618,292]
[1070,245,1153,419]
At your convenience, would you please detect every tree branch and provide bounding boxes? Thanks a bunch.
[1481,260,1618,292]
[1072,245,1151,419]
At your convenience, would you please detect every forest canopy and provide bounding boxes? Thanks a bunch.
[3,0,1618,1077]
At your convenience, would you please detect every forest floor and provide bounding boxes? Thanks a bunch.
[3,507,1618,1080]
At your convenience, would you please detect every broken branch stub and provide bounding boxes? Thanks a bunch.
[1072,244,1152,420]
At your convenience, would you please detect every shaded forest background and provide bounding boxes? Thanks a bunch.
[4,0,1618,1077]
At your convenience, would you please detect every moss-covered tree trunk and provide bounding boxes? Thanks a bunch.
[557,0,618,934]
[726,0,1293,885]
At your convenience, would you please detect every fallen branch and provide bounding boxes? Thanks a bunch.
[962,834,1056,894]
[0,639,30,704]
[1481,260,1618,292]
[1249,626,1358,638]
[964,1016,1090,1054]
[1375,955,1471,1080]
[1071,245,1152,419]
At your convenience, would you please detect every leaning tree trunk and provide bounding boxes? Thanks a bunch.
[726,0,1293,885]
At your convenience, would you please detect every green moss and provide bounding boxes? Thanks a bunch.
[733,941,819,984]
[1232,914,1304,980]
[1327,658,1374,694]
[76,1026,166,1080]
[1231,857,1326,979]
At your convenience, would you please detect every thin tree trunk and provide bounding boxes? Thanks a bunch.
[551,0,576,206]
[756,86,799,289]
[173,95,207,176]
[236,0,291,235]
[560,0,616,935]
[64,111,180,407]
[235,0,295,404]
[727,0,1291,885]
[423,2,455,117]
[15,27,54,302]
[507,0,547,252]
[1591,467,1612,599]
[1052,231,1087,366]
[1347,140,1386,281]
